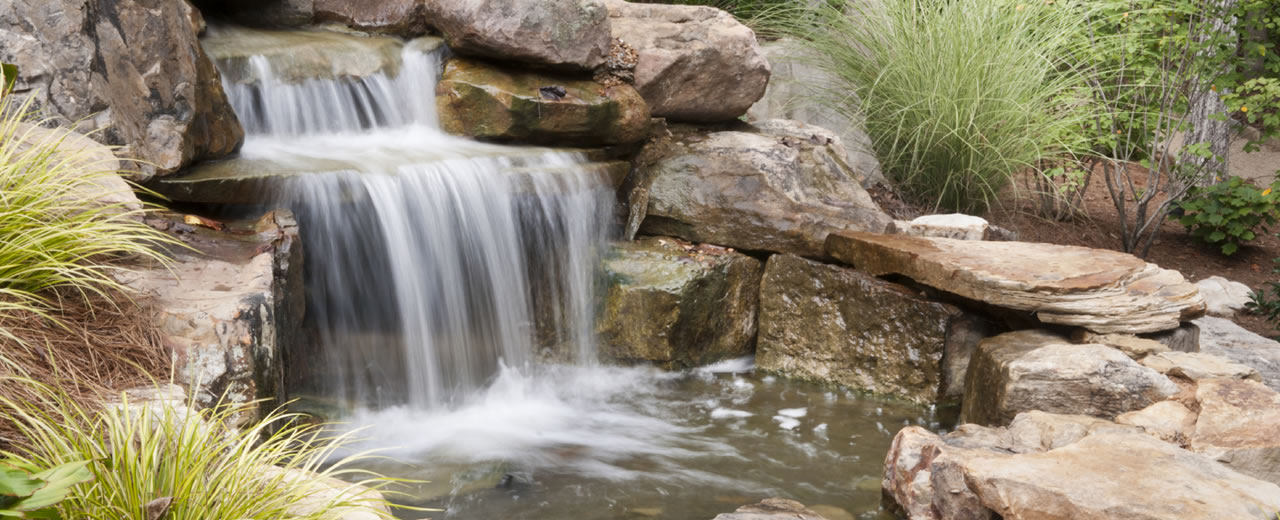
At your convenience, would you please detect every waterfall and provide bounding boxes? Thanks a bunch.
[215,36,611,409]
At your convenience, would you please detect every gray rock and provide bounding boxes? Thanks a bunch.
[1142,321,1201,352]
[887,214,993,241]
[314,0,430,36]
[1196,316,1280,391]
[636,121,891,257]
[0,0,243,181]
[428,0,610,70]
[596,237,762,369]
[1196,275,1255,318]
[757,254,987,404]
[961,330,1179,426]
[604,0,770,122]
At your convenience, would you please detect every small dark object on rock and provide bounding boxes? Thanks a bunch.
[496,473,515,488]
[539,86,567,101]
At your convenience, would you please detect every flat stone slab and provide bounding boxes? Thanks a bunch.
[826,231,1206,334]
[1196,316,1280,391]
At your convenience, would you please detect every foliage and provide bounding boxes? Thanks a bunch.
[1,63,15,92]
[1223,76,1280,152]
[0,458,92,519]
[0,93,176,343]
[1245,242,1280,340]
[1173,177,1280,254]
[636,0,839,36]
[0,379,401,520]
[783,0,1094,213]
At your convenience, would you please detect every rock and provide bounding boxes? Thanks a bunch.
[255,466,389,520]
[604,0,770,122]
[749,39,886,187]
[117,211,302,416]
[888,214,992,241]
[711,498,827,520]
[202,25,409,86]
[756,254,987,404]
[826,232,1207,334]
[961,330,1179,426]
[1196,275,1254,317]
[1005,411,1132,452]
[884,419,1280,520]
[8,123,141,215]
[427,0,610,70]
[1144,321,1202,352]
[596,237,762,368]
[636,121,891,257]
[0,0,243,181]
[314,0,429,36]
[805,505,853,520]
[1070,330,1170,359]
[1189,378,1280,486]
[1196,316,1280,391]
[1117,400,1196,444]
[436,58,649,146]
[1141,351,1262,382]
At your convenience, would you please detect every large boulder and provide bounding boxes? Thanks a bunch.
[883,416,1280,520]
[1196,316,1280,391]
[427,0,610,70]
[826,232,1207,334]
[757,254,988,404]
[603,0,770,122]
[117,211,302,415]
[633,121,891,257]
[961,330,1179,426]
[596,237,762,368]
[1189,378,1280,486]
[0,0,243,181]
[1195,275,1254,318]
[436,58,649,146]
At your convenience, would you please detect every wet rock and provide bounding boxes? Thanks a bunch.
[314,0,430,37]
[711,498,827,520]
[0,0,243,181]
[826,232,1207,334]
[1141,351,1262,382]
[757,255,987,404]
[202,25,411,85]
[1196,275,1254,318]
[883,417,1280,520]
[603,0,770,122]
[597,237,762,369]
[436,58,649,146]
[635,121,891,257]
[1117,400,1197,444]
[117,211,302,416]
[961,330,1178,426]
[428,0,610,70]
[1189,378,1280,486]
[1195,316,1280,391]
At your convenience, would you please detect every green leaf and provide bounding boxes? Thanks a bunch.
[1222,242,1240,255]
[0,63,15,92]
[14,462,91,512]
[0,466,43,498]
[1209,230,1227,242]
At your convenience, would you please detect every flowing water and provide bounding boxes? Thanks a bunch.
[207,27,938,520]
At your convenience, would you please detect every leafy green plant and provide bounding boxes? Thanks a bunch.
[0,458,92,519]
[0,379,404,520]
[1173,177,1279,255]
[1246,244,1280,339]
[783,0,1094,213]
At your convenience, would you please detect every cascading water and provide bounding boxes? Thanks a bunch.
[217,37,609,409]
[207,27,939,520]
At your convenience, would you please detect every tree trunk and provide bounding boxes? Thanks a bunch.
[1180,0,1237,186]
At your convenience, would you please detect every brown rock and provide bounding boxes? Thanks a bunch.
[1071,330,1171,359]
[757,254,987,404]
[825,232,1207,334]
[1189,378,1280,486]
[314,0,429,37]
[427,0,610,70]
[711,498,828,520]
[1117,400,1197,444]
[1141,351,1262,382]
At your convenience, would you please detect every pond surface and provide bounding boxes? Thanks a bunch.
[330,359,947,520]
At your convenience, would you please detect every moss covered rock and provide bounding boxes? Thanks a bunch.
[596,237,762,368]
[436,58,649,147]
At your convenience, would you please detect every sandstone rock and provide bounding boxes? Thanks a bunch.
[314,0,429,36]
[436,58,649,146]
[1117,400,1197,444]
[1196,275,1254,317]
[961,330,1178,426]
[1005,411,1132,452]
[636,122,891,257]
[604,0,770,121]
[888,214,992,241]
[1141,351,1262,382]
[749,39,886,187]
[757,254,987,404]
[1189,378,1280,486]
[428,0,610,70]
[202,25,409,85]
[1070,330,1170,359]
[118,211,302,415]
[882,426,995,520]
[711,498,827,520]
[826,232,1207,334]
[0,0,243,180]
[596,237,762,368]
[1196,316,1280,391]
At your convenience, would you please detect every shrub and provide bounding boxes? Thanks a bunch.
[1246,245,1280,340]
[1174,177,1280,255]
[0,379,400,520]
[0,457,92,518]
[783,0,1093,213]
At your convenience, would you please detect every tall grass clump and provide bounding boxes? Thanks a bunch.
[0,378,398,520]
[0,95,175,343]
[786,0,1095,213]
